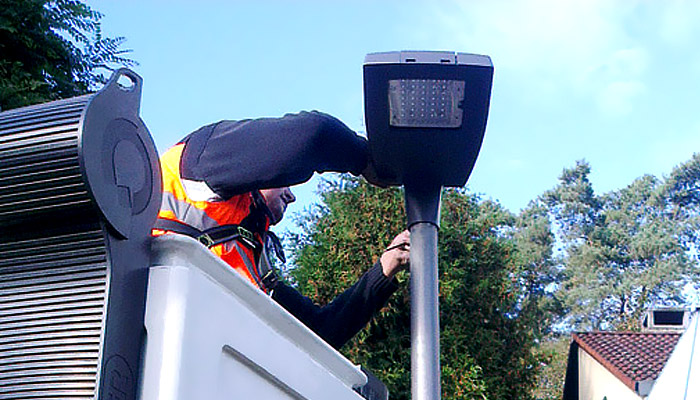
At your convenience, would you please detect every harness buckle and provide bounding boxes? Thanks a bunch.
[237,226,256,248]
[198,233,215,247]
[261,270,279,291]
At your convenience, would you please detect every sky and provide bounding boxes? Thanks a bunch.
[88,0,700,234]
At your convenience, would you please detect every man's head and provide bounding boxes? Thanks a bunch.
[260,187,296,225]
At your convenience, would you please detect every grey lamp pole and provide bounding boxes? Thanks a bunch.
[363,51,493,400]
[406,184,442,400]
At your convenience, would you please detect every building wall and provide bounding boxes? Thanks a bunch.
[578,348,641,400]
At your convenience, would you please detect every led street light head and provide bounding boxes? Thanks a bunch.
[363,51,494,188]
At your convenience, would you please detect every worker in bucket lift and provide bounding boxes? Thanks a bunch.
[152,111,410,349]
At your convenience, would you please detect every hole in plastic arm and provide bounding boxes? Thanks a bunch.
[116,73,136,92]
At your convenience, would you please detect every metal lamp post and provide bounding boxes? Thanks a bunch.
[363,51,493,400]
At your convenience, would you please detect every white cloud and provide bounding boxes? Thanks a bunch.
[406,0,697,116]
[505,158,524,170]
[658,1,700,82]
[659,0,700,46]
[649,122,700,176]
[424,0,630,81]
[586,48,648,115]
[597,80,646,116]
[599,48,649,79]
[692,57,700,77]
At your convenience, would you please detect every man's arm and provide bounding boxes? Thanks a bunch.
[272,262,398,350]
[181,111,369,199]
[271,231,410,349]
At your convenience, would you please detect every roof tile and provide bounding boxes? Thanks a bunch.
[573,331,681,390]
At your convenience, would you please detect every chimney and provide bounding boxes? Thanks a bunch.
[641,308,690,332]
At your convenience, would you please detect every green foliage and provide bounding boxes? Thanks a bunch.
[287,175,547,400]
[510,202,562,337]
[520,155,700,397]
[285,156,700,398]
[531,335,570,400]
[0,0,135,110]
[665,154,700,211]
[663,154,700,256]
[543,159,699,331]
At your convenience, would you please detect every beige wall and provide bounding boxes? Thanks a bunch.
[578,348,642,400]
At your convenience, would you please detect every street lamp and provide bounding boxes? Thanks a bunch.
[363,51,493,400]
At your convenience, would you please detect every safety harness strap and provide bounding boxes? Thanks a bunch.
[234,241,264,289]
[154,218,259,249]
[154,217,281,292]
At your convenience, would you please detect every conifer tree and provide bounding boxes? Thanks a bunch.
[544,159,699,330]
[287,176,547,400]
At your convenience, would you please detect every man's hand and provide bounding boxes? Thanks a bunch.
[380,230,410,279]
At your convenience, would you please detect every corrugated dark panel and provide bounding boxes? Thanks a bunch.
[0,71,158,400]
[0,229,106,399]
[0,97,87,129]
[0,96,90,225]
[0,96,103,398]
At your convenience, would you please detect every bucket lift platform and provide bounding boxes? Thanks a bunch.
[143,234,369,399]
[0,70,386,400]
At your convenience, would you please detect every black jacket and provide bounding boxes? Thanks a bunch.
[178,111,397,349]
[273,262,398,349]
[179,111,368,199]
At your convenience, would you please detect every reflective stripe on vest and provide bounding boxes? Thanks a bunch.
[154,143,265,289]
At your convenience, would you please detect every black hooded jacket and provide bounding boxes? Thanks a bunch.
[176,111,398,349]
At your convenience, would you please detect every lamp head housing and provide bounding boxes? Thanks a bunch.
[363,51,493,188]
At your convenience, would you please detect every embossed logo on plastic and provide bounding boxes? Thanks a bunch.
[104,355,135,400]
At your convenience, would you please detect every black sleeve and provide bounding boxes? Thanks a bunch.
[181,111,369,199]
[271,262,399,349]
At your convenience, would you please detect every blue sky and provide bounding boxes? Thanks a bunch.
[89,0,700,233]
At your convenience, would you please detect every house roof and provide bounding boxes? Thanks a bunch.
[572,331,681,391]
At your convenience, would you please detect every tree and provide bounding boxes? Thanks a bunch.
[530,335,570,400]
[663,153,700,261]
[520,155,700,399]
[286,176,547,399]
[0,0,134,110]
[510,201,562,338]
[544,160,698,331]
[510,200,564,400]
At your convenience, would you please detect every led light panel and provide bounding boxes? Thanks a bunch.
[388,79,465,128]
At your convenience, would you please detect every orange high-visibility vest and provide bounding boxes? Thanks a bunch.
[152,143,268,288]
